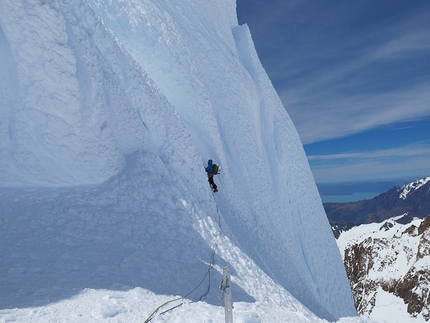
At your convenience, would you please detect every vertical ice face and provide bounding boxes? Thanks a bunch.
[0,0,357,320]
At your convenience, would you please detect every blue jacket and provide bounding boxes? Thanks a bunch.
[205,159,213,173]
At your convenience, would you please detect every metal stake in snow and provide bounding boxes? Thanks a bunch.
[220,266,233,323]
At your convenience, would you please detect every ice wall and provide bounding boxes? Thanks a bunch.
[0,0,357,320]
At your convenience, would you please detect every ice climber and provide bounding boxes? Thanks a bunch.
[205,159,219,192]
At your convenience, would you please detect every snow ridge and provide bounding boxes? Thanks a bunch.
[399,177,430,200]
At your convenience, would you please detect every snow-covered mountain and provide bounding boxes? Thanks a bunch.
[327,177,430,234]
[335,178,430,323]
[0,1,360,322]
[399,177,430,200]
[338,215,430,323]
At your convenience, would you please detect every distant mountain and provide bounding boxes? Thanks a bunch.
[332,177,430,322]
[337,215,430,322]
[325,177,430,236]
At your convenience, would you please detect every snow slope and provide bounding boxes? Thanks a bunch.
[0,0,358,321]
[337,216,430,323]
[336,215,424,259]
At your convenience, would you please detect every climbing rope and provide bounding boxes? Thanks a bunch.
[143,196,223,323]
[143,246,216,323]
[196,189,224,302]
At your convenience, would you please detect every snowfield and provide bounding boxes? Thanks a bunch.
[1,0,367,322]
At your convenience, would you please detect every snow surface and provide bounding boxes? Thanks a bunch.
[0,0,364,322]
[371,288,427,323]
[337,215,424,261]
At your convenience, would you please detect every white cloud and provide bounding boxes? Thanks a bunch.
[279,25,430,144]
[307,143,430,182]
[308,144,430,161]
[285,85,430,144]
[369,30,430,61]
[310,157,430,183]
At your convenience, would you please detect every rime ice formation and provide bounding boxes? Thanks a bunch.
[0,0,357,321]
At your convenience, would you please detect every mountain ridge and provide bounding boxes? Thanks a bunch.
[326,177,430,234]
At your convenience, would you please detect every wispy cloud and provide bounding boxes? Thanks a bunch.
[310,156,430,183]
[368,31,430,61]
[308,143,430,182]
[308,144,430,161]
[280,24,430,143]
[251,2,430,144]
[287,84,430,144]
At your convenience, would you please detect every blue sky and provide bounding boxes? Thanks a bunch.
[237,0,430,188]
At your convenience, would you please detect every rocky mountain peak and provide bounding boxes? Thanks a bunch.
[399,177,430,200]
[341,215,430,321]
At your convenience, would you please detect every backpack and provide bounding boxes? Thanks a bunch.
[211,164,219,175]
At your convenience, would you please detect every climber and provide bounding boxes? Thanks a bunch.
[205,159,219,192]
